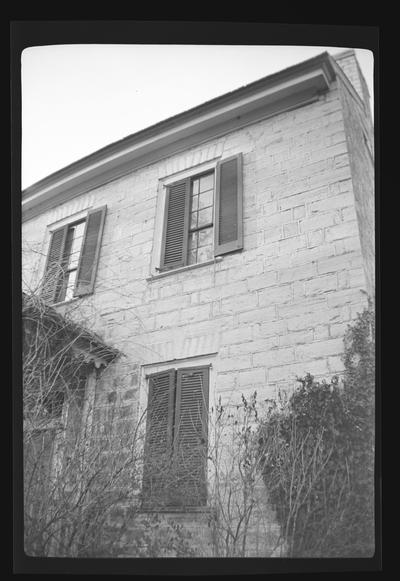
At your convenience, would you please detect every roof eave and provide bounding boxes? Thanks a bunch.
[22,52,336,222]
[23,291,121,366]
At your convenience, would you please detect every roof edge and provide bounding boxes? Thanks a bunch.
[22,51,335,198]
[22,291,121,365]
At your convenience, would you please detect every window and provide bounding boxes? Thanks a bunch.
[188,172,215,265]
[142,366,209,509]
[42,372,87,421]
[42,206,107,304]
[160,154,243,272]
[57,220,86,303]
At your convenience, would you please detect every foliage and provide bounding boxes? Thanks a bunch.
[259,305,375,557]
[23,274,375,558]
[120,513,197,558]
[207,392,283,557]
[337,302,375,556]
[22,290,195,558]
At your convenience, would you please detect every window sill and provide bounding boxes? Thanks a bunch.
[52,291,94,308]
[147,257,223,281]
[52,296,81,308]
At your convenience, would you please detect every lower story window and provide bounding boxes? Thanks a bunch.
[142,366,209,509]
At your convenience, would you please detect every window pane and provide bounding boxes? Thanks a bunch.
[56,269,70,303]
[192,179,200,195]
[62,228,75,267]
[199,173,214,193]
[186,171,215,266]
[190,211,198,230]
[74,220,86,240]
[198,228,213,248]
[188,249,197,265]
[191,195,199,211]
[64,270,77,302]
[197,244,213,262]
[188,231,198,251]
[69,221,85,269]
[197,207,213,227]
[188,232,198,265]
[198,190,213,210]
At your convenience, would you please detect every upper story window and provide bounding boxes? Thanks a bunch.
[188,172,214,265]
[41,206,107,304]
[159,154,243,272]
[58,220,86,302]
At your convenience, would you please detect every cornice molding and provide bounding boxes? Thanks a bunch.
[22,52,336,222]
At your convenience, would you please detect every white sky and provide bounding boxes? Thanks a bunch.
[21,45,374,190]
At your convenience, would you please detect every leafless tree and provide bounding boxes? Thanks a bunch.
[22,286,195,557]
[206,392,284,557]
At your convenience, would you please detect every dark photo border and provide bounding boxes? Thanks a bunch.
[11,19,381,576]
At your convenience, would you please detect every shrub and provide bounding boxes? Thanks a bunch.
[259,305,375,557]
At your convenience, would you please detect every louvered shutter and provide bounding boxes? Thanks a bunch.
[41,226,68,303]
[74,206,107,297]
[172,366,209,507]
[160,179,190,270]
[214,153,243,256]
[142,369,176,508]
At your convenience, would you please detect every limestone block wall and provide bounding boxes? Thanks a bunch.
[22,81,369,408]
[334,49,374,131]
[22,61,373,556]
[336,72,375,298]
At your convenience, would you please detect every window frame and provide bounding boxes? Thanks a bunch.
[159,169,216,273]
[142,364,211,510]
[187,170,215,267]
[214,153,243,256]
[159,177,191,272]
[56,218,87,304]
[42,218,86,305]
[42,206,107,305]
[156,153,243,275]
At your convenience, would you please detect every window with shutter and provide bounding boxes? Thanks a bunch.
[215,153,243,256]
[159,157,243,272]
[173,367,209,507]
[74,206,107,297]
[142,366,210,509]
[160,180,190,270]
[41,206,106,304]
[41,226,68,303]
[142,370,175,508]
[188,173,215,266]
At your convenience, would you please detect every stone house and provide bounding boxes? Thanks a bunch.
[21,49,374,556]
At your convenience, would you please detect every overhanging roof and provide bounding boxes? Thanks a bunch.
[23,292,121,367]
[22,51,337,221]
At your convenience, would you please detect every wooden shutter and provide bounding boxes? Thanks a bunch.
[74,206,107,297]
[172,366,209,507]
[41,226,68,303]
[160,179,190,270]
[214,153,243,256]
[142,369,176,507]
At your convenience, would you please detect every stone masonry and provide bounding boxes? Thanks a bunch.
[22,50,374,556]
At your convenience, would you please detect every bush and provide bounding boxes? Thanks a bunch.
[259,305,375,557]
